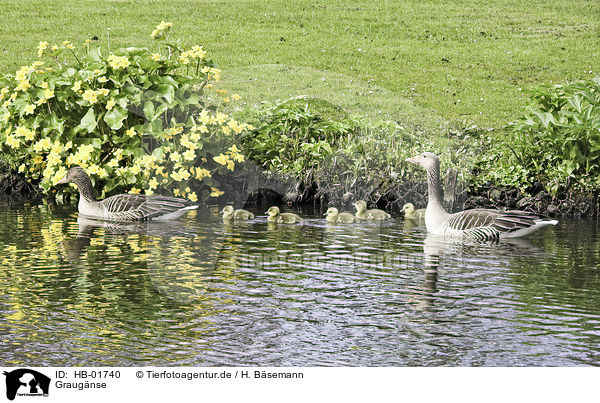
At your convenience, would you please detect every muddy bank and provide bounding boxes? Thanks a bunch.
[0,170,39,199]
[3,164,598,217]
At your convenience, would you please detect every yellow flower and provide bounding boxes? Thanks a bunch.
[213,153,229,166]
[43,89,54,99]
[210,187,224,197]
[72,81,82,92]
[145,189,154,196]
[188,192,198,202]
[126,127,136,137]
[222,126,231,135]
[16,80,31,92]
[189,45,206,59]
[98,76,108,83]
[37,41,49,57]
[52,167,67,186]
[82,89,98,104]
[40,81,49,89]
[6,134,20,148]
[183,149,196,161]
[106,98,116,111]
[151,53,161,61]
[169,151,181,163]
[107,158,119,168]
[24,104,36,115]
[232,94,242,101]
[33,137,52,152]
[18,164,26,173]
[148,178,159,189]
[107,54,131,69]
[173,188,180,197]
[171,171,183,181]
[62,40,75,50]
[195,167,211,180]
[32,155,43,165]
[157,21,173,30]
[130,165,142,175]
[99,88,109,96]
[129,188,141,194]
[178,168,191,181]
[226,159,235,171]
[47,152,61,166]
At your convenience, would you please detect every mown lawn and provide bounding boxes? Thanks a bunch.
[0,0,598,129]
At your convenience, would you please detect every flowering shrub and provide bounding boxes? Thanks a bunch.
[0,22,250,201]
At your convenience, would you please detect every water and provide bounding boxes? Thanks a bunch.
[1,200,599,366]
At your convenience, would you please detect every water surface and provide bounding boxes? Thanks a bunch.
[1,200,599,366]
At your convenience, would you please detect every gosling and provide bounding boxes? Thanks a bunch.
[266,206,303,224]
[354,200,391,221]
[220,205,255,221]
[402,203,425,220]
[324,207,357,223]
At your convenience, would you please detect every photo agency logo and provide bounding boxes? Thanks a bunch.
[3,369,50,401]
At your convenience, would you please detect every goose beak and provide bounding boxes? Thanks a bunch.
[406,156,419,165]
[56,176,69,185]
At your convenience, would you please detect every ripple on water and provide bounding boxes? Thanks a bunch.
[0,203,599,365]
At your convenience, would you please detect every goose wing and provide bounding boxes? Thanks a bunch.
[447,208,542,241]
[100,194,196,221]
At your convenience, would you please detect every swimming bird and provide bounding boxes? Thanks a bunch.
[324,207,357,223]
[266,206,303,223]
[57,166,198,221]
[406,152,558,241]
[220,205,255,221]
[402,203,426,220]
[354,200,391,221]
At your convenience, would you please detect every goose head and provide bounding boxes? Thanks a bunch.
[220,206,234,215]
[57,166,89,185]
[406,152,439,170]
[402,203,415,214]
[266,206,281,217]
[354,200,367,213]
[324,207,339,216]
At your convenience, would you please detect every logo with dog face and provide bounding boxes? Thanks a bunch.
[3,369,50,401]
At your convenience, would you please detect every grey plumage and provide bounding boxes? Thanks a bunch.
[57,166,198,221]
[406,152,558,241]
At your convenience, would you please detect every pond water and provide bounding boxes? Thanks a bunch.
[1,199,599,366]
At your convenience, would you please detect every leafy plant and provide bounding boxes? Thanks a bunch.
[476,77,600,194]
[0,21,250,202]
[239,96,354,177]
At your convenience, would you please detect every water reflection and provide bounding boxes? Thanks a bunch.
[1,200,600,366]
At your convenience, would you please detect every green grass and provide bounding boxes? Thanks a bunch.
[0,0,598,130]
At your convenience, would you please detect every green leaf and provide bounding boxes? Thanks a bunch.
[80,108,97,133]
[104,106,128,130]
[143,101,155,121]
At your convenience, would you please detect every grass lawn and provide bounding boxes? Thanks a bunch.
[0,0,598,131]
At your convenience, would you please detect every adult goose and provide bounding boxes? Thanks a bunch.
[57,166,198,221]
[266,206,303,224]
[354,200,391,221]
[402,203,426,220]
[324,207,357,223]
[220,206,255,221]
[406,152,558,241]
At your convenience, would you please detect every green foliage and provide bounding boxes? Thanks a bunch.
[239,97,354,176]
[0,22,249,202]
[476,77,600,194]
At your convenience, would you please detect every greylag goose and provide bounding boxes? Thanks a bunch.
[354,200,391,221]
[402,203,426,220]
[266,206,303,223]
[220,205,255,221]
[406,152,558,241]
[57,166,198,221]
[324,207,357,223]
